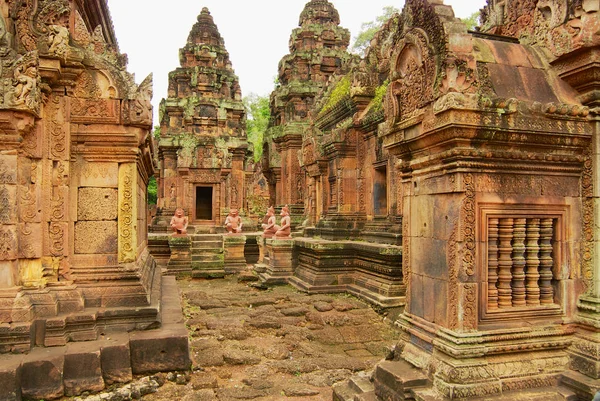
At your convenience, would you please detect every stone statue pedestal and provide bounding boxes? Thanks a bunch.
[253,235,269,274]
[258,238,295,285]
[167,235,192,276]
[223,235,247,274]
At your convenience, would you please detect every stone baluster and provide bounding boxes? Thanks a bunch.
[539,218,554,305]
[487,218,499,309]
[497,218,514,308]
[511,218,527,306]
[525,218,541,306]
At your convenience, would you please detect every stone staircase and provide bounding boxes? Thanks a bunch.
[190,234,225,278]
[333,359,590,401]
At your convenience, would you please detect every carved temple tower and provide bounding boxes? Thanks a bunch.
[262,0,354,225]
[156,7,249,231]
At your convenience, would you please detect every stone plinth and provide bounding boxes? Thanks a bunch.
[289,238,405,308]
[223,235,247,273]
[258,238,296,285]
[167,236,192,276]
[253,235,269,274]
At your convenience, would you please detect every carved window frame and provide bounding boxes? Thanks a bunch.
[477,203,567,323]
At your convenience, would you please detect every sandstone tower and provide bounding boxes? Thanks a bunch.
[261,0,354,226]
[155,7,250,232]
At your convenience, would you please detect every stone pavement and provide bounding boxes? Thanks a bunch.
[142,276,400,401]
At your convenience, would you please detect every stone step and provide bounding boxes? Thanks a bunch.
[560,370,600,400]
[191,248,223,254]
[191,241,223,247]
[332,371,373,401]
[192,254,223,262]
[355,392,378,401]
[0,276,190,400]
[373,360,429,400]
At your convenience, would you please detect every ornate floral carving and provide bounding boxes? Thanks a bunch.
[48,222,64,257]
[463,283,477,331]
[0,227,16,260]
[0,185,11,224]
[72,10,92,46]
[74,71,101,99]
[462,173,476,276]
[9,0,36,51]
[46,94,67,160]
[119,164,135,263]
[448,223,459,329]
[70,98,119,123]
[581,148,594,293]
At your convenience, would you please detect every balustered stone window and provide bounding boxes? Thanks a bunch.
[479,205,566,321]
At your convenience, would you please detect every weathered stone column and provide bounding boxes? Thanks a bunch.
[167,235,192,276]
[258,238,295,285]
[223,234,247,273]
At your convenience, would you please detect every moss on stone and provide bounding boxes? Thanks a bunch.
[320,75,352,115]
[371,80,389,112]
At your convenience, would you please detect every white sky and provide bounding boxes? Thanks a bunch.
[106,0,486,124]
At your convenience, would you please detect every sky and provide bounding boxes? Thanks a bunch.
[106,0,487,124]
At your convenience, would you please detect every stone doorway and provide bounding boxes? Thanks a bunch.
[373,166,387,216]
[195,186,213,220]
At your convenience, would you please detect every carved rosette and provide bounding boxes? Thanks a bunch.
[118,163,137,263]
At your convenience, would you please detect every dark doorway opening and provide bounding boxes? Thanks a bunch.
[373,167,387,216]
[196,186,213,220]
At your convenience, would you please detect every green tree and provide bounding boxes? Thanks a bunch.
[147,176,157,205]
[244,93,270,162]
[463,11,481,31]
[152,125,161,140]
[351,6,400,56]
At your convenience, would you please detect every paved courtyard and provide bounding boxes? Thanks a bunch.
[145,276,400,401]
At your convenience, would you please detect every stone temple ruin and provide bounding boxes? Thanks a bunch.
[2,0,600,399]
[0,0,189,399]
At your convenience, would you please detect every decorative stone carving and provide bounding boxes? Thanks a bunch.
[261,206,277,238]
[224,208,242,234]
[7,51,40,113]
[274,205,292,238]
[47,24,69,58]
[118,164,136,263]
[170,208,188,235]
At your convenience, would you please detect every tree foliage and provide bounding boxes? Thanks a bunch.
[244,93,270,162]
[351,6,400,56]
[463,11,481,31]
[147,176,157,205]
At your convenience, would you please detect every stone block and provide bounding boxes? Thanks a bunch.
[0,225,17,261]
[64,342,105,396]
[100,334,133,384]
[0,154,18,185]
[18,223,43,259]
[77,187,118,221]
[21,348,65,400]
[79,162,119,188]
[129,327,191,374]
[0,185,17,225]
[0,354,22,401]
[0,261,16,288]
[74,221,117,254]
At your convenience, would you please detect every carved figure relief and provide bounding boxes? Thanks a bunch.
[9,52,40,111]
[47,24,69,58]
[128,74,153,126]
